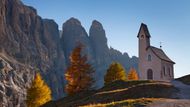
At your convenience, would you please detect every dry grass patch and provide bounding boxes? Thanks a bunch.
[98,80,154,92]
[42,80,177,107]
[81,98,160,107]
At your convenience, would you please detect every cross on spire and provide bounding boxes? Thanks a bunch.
[160,42,162,49]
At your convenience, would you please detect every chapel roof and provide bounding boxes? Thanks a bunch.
[148,46,175,64]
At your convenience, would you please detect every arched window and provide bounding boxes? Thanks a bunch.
[148,54,151,61]
[163,67,166,76]
[141,35,144,39]
[161,70,163,78]
[168,67,171,77]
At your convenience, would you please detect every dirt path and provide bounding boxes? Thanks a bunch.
[147,99,190,107]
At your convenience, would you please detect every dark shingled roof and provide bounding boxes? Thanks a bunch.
[149,46,175,64]
[137,23,151,38]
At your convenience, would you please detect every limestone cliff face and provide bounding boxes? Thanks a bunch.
[89,20,111,65]
[42,19,66,99]
[0,56,35,107]
[89,20,111,86]
[0,0,66,106]
[89,21,138,86]
[109,47,138,71]
[61,18,94,65]
[0,0,138,106]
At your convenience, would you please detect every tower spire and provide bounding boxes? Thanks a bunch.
[137,23,151,38]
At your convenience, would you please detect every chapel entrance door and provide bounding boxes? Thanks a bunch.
[147,69,153,80]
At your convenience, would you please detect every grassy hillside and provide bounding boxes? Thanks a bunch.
[175,74,190,85]
[82,98,160,107]
[42,80,177,107]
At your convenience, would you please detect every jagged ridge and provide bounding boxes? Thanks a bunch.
[0,0,138,106]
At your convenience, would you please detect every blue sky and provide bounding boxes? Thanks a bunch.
[21,0,190,78]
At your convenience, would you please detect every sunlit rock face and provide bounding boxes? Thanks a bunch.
[0,56,35,107]
[0,0,66,106]
[0,0,138,106]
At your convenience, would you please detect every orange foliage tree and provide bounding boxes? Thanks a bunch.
[104,62,127,85]
[127,68,139,80]
[26,73,52,107]
[65,44,95,95]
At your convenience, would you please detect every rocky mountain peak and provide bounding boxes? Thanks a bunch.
[91,20,104,30]
[61,18,93,65]
[89,20,107,43]
[43,19,60,40]
[63,17,81,27]
[61,17,87,39]
[0,0,66,105]
[0,0,138,106]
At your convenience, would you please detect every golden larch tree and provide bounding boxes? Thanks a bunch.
[65,44,95,95]
[104,62,127,85]
[26,73,52,107]
[127,68,139,80]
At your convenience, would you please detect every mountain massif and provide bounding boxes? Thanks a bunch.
[0,0,138,106]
